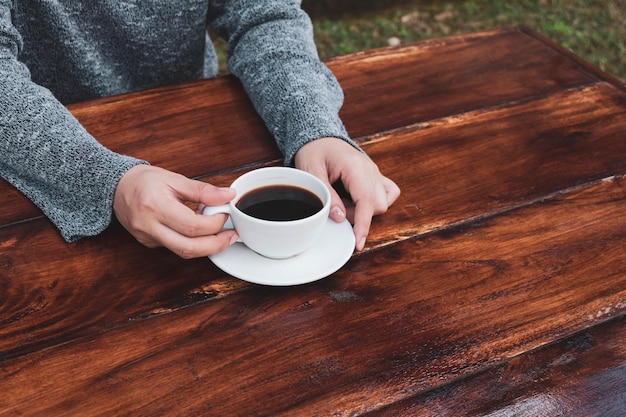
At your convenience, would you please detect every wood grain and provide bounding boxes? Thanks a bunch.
[330,27,599,137]
[2,80,625,361]
[363,82,626,249]
[1,26,625,417]
[365,314,626,417]
[1,174,624,416]
[0,27,602,227]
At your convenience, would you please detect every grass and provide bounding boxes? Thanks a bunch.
[211,1,625,82]
[308,0,626,82]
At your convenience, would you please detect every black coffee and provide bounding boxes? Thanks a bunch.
[236,185,323,221]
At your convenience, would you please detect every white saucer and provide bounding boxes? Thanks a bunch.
[208,219,355,286]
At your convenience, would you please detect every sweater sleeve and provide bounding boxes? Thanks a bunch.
[0,1,146,242]
[206,0,361,166]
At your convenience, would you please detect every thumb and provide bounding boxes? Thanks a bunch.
[302,166,347,223]
[174,177,236,206]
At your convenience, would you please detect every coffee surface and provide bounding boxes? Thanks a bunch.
[237,185,323,221]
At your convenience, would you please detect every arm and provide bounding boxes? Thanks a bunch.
[207,0,400,249]
[0,0,145,241]
[207,0,357,164]
[0,2,238,257]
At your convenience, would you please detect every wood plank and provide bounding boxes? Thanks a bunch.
[364,315,626,417]
[0,27,600,226]
[0,222,245,362]
[1,82,625,360]
[1,174,625,416]
[361,82,626,249]
[0,77,278,227]
[329,27,599,137]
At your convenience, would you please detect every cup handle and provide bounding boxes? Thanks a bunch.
[202,204,242,242]
[202,204,230,216]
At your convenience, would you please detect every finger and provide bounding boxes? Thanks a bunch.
[161,202,232,238]
[154,225,239,259]
[326,183,347,223]
[172,175,236,207]
[160,179,236,237]
[383,176,401,206]
[352,200,375,251]
[349,177,394,251]
[329,191,348,222]
[124,204,233,246]
[301,165,347,223]
[196,203,206,214]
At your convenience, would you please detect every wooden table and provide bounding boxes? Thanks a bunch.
[1,26,625,416]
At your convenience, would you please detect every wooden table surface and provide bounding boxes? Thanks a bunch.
[1,26,625,416]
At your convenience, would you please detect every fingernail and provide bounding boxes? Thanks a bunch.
[219,187,233,192]
[331,206,345,220]
[229,233,239,245]
[357,237,366,251]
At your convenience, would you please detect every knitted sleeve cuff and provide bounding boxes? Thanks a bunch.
[0,78,149,242]
[219,3,361,165]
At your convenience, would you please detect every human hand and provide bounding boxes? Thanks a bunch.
[113,165,239,258]
[294,137,400,251]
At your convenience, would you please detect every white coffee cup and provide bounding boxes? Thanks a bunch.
[202,167,331,259]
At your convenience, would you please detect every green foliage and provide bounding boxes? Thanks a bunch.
[310,0,626,82]
[209,1,625,81]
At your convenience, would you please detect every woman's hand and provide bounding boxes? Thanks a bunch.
[294,137,400,251]
[113,165,238,258]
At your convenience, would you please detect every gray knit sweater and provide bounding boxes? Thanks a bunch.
[0,0,354,242]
